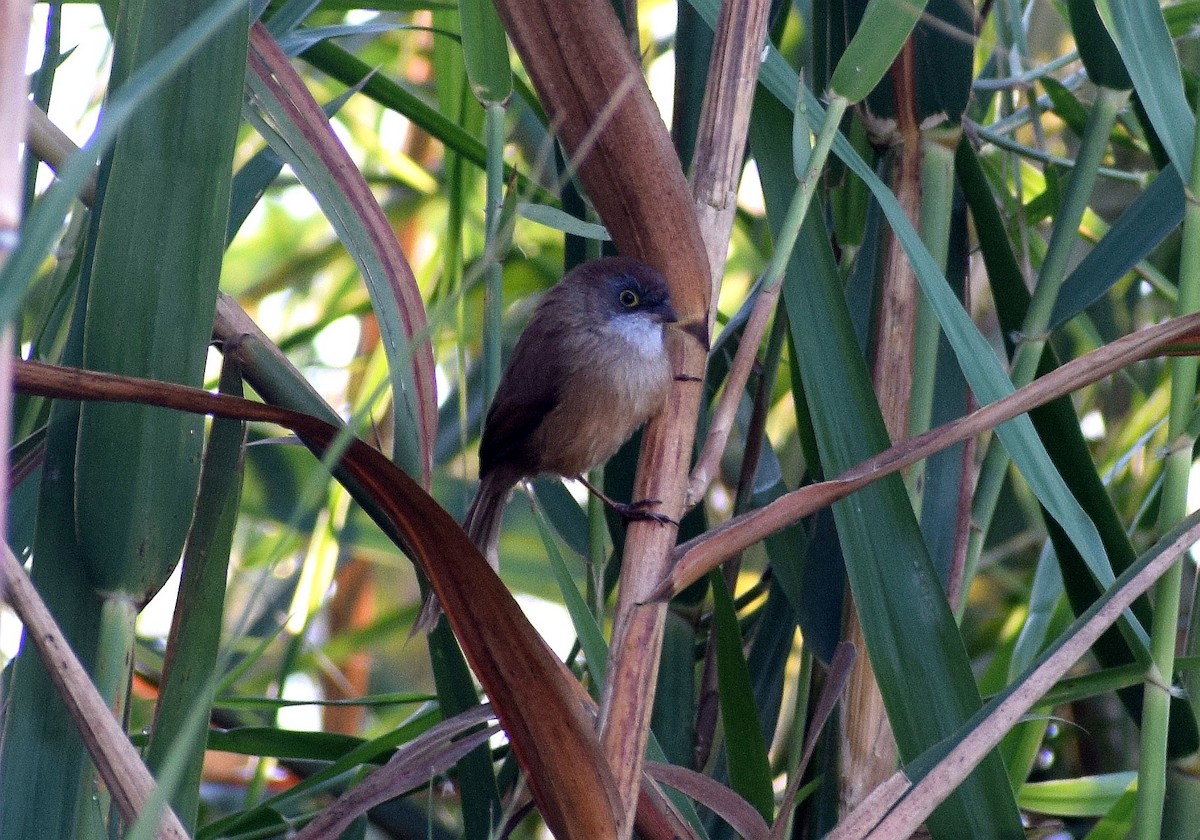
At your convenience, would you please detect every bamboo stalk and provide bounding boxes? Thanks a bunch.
[0,0,32,596]
[483,0,712,830]
[601,1,770,829]
[840,35,923,816]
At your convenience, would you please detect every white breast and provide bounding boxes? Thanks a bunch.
[533,314,672,475]
[600,315,671,415]
[605,314,665,358]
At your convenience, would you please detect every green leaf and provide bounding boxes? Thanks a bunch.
[711,573,774,822]
[1094,0,1192,175]
[198,706,450,839]
[518,202,611,241]
[426,617,502,839]
[277,22,444,56]
[532,499,608,685]
[753,87,1023,837]
[144,361,247,830]
[1019,773,1137,817]
[830,0,928,102]
[1067,0,1132,91]
[830,0,931,102]
[1051,169,1184,328]
[459,0,512,104]
[1084,786,1138,840]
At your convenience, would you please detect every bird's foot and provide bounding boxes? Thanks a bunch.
[611,497,676,526]
[575,476,678,526]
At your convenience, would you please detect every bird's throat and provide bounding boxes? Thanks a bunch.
[603,314,665,358]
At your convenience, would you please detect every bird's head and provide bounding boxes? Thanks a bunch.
[571,257,677,356]
[557,256,707,350]
[600,260,678,325]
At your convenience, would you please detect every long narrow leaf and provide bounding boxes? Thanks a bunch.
[710,573,773,822]
[245,24,436,487]
[646,763,769,840]
[830,0,928,103]
[1050,169,1183,328]
[1094,1,1192,176]
[144,362,247,829]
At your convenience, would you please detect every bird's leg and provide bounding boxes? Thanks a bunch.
[574,475,677,526]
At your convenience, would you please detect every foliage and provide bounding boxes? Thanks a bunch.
[6,0,1200,838]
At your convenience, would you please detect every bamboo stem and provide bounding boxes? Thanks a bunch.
[0,0,32,597]
[1134,83,1200,839]
[597,0,771,829]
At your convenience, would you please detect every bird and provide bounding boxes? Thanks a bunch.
[417,256,700,631]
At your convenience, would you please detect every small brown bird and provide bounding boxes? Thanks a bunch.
[418,256,692,631]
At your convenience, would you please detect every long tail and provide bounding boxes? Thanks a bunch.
[463,471,516,571]
[413,471,516,633]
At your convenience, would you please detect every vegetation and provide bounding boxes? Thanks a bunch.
[4,0,1200,837]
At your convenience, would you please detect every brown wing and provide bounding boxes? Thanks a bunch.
[477,316,571,478]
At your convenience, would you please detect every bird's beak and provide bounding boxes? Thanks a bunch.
[653,304,709,350]
[657,302,680,324]
[677,318,710,351]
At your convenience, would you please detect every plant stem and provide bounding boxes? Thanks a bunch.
[89,595,138,839]
[961,85,1130,602]
[907,138,957,508]
[1133,84,1200,840]
[1013,85,1131,381]
[482,100,506,401]
[588,467,608,620]
[762,95,849,295]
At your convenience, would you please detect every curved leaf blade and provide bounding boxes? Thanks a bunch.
[245,24,437,487]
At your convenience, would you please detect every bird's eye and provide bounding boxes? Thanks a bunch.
[619,289,640,308]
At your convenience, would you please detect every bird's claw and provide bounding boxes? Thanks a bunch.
[613,498,677,526]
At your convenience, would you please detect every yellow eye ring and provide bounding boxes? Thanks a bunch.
[619,289,639,308]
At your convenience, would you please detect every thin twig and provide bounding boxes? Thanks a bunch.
[687,279,779,505]
[682,0,775,508]
[25,102,98,203]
